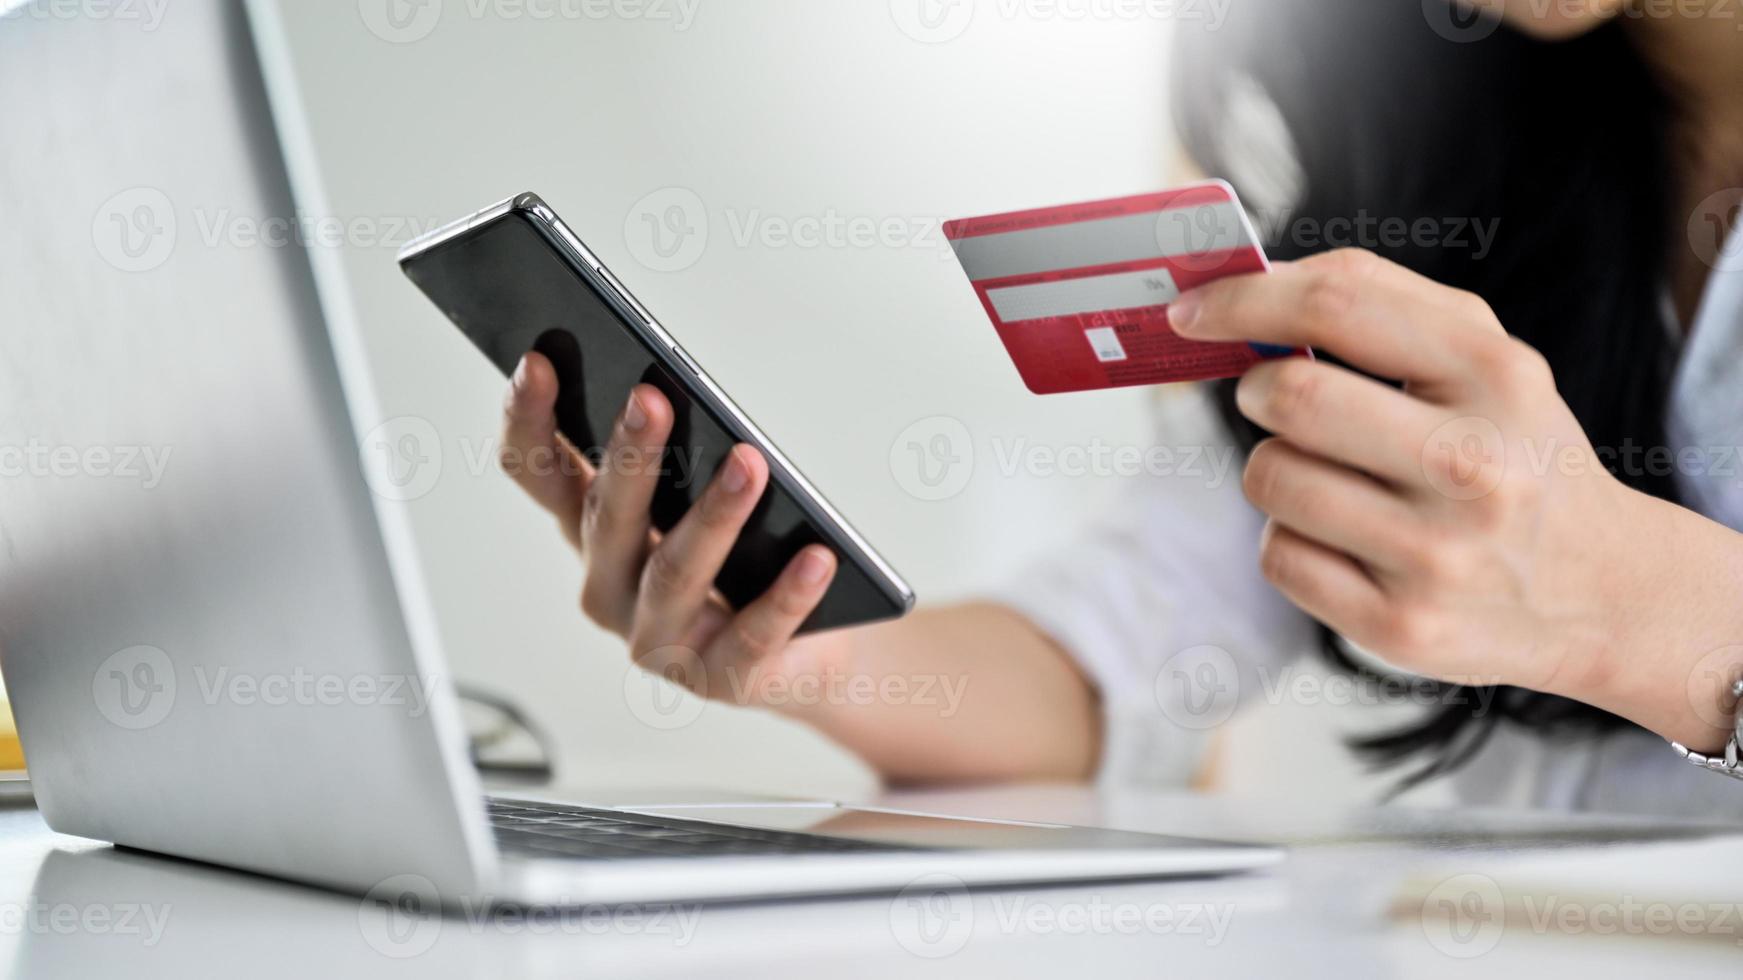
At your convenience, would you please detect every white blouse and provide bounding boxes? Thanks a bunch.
[996,226,1743,818]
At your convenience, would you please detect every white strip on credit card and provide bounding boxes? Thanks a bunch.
[987,267,1180,322]
[948,200,1251,282]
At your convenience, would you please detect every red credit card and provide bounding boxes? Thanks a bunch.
[944,180,1305,395]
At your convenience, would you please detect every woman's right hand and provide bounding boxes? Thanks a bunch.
[498,350,1101,784]
[498,351,851,710]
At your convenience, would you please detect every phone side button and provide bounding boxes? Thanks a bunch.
[672,346,703,376]
[594,267,630,310]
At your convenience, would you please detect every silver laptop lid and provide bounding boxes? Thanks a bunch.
[0,0,495,896]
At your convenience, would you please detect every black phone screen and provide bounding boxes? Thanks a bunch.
[399,207,908,633]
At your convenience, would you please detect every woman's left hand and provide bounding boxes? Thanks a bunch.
[1169,248,1743,750]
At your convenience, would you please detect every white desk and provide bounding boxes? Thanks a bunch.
[0,785,1736,979]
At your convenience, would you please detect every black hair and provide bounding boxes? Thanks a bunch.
[1171,2,1682,789]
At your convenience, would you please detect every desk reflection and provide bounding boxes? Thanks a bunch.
[12,845,1304,980]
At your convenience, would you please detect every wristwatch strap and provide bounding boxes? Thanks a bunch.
[1670,678,1743,782]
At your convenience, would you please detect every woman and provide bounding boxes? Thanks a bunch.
[500,0,1743,812]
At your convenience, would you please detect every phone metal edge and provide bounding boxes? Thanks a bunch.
[527,202,916,612]
[403,193,915,615]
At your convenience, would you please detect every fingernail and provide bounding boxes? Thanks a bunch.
[1168,292,1203,334]
[797,548,832,586]
[511,355,530,391]
[623,390,647,432]
[1234,370,1264,417]
[720,450,749,494]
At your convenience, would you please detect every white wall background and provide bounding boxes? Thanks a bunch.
[251,0,1403,804]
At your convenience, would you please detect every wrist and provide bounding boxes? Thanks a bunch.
[1568,489,1743,751]
[750,628,861,724]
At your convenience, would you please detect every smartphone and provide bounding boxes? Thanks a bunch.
[397,193,914,633]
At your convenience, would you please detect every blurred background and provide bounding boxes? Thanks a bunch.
[11,0,1416,804]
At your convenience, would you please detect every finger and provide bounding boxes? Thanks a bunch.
[1257,520,1388,646]
[577,384,675,630]
[501,353,592,544]
[1234,358,1449,485]
[633,444,770,632]
[704,546,837,689]
[1243,439,1424,575]
[1169,249,1505,386]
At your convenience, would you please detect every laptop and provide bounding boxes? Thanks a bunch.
[0,0,1280,906]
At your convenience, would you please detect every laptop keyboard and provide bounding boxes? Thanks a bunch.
[487,798,916,861]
